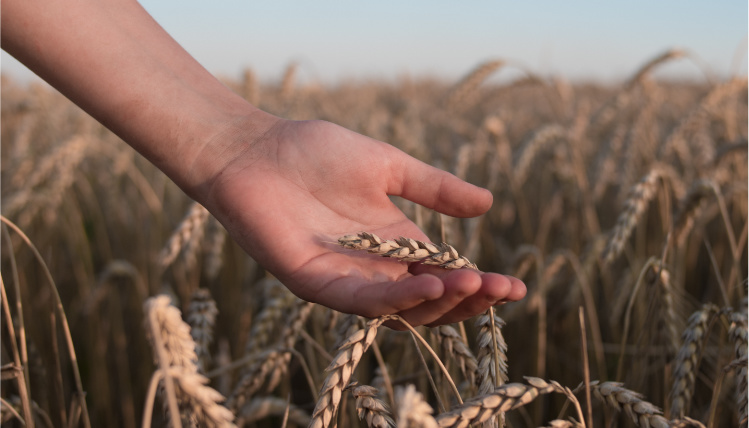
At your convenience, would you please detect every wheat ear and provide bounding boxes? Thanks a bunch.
[187,288,218,373]
[669,304,720,418]
[436,325,478,389]
[395,384,438,428]
[338,232,477,270]
[602,166,667,263]
[143,295,234,428]
[444,60,504,109]
[435,377,571,428]
[350,384,395,428]
[159,202,210,269]
[309,315,394,428]
[729,311,748,424]
[590,381,671,428]
[475,311,509,395]
[237,396,310,427]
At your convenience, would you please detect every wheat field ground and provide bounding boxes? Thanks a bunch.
[1,50,747,428]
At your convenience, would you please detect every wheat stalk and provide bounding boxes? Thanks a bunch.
[338,232,477,269]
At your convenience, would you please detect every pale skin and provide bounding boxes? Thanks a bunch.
[2,0,526,327]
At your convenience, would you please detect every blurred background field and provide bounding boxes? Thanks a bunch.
[1,45,747,426]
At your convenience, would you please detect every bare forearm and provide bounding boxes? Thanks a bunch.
[1,0,276,197]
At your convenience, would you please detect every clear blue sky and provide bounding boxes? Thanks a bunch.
[2,1,747,84]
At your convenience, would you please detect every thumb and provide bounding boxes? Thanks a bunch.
[385,146,493,217]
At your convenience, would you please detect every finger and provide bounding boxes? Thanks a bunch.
[336,274,445,318]
[395,269,483,326]
[502,275,527,302]
[384,145,492,218]
[425,273,515,326]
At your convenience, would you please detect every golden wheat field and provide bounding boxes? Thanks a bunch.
[1,50,747,428]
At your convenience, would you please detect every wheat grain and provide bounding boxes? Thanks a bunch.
[338,232,478,270]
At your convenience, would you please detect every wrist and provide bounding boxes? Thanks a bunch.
[176,101,284,206]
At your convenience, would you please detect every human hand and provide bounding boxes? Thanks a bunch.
[197,117,526,327]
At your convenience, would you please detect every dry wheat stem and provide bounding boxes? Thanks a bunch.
[0,278,34,428]
[0,216,91,428]
[338,232,478,270]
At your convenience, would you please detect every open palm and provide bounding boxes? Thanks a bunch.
[202,119,526,326]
